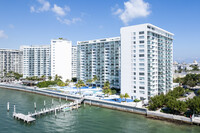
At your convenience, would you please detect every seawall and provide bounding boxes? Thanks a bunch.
[0,83,200,126]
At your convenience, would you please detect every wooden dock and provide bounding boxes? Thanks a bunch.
[13,98,84,123]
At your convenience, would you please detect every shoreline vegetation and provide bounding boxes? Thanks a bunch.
[149,87,200,118]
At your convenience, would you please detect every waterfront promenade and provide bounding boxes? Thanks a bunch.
[1,83,200,126]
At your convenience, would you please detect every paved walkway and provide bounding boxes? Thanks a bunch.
[178,92,195,101]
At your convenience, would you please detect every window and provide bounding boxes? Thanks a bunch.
[139,31,144,34]
[139,72,144,76]
[140,41,145,44]
[139,45,144,48]
[139,77,145,80]
[139,86,145,89]
[134,90,136,93]
[139,59,144,62]
[139,36,144,39]
[139,63,144,66]
[139,68,145,71]
[139,54,144,57]
[140,82,145,85]
[139,91,145,94]
[139,49,144,53]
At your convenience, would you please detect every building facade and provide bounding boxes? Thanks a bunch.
[77,37,121,88]
[121,23,173,100]
[20,45,51,78]
[0,49,23,77]
[72,46,77,78]
[51,39,72,81]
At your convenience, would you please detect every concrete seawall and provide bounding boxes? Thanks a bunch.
[1,83,200,126]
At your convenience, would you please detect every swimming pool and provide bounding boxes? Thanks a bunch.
[104,98,134,103]
[49,86,103,95]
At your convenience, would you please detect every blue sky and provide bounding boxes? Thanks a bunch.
[0,0,200,62]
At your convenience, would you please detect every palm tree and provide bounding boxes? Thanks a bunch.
[120,94,124,103]
[41,75,46,81]
[75,80,85,94]
[86,79,93,87]
[92,75,98,87]
[65,79,70,86]
[48,76,52,81]
[54,74,62,81]
[124,93,130,102]
[103,81,110,90]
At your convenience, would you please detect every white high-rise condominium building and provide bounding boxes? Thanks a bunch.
[72,46,77,78]
[51,39,72,81]
[77,37,121,88]
[0,49,23,77]
[121,23,173,101]
[20,45,51,78]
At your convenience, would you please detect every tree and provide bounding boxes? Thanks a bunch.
[41,75,46,81]
[75,80,85,94]
[65,79,70,86]
[166,97,177,114]
[71,77,77,82]
[120,94,124,102]
[86,79,93,87]
[103,81,110,90]
[92,75,98,87]
[57,81,65,87]
[190,65,199,71]
[48,76,52,81]
[124,93,130,102]
[111,89,117,95]
[54,74,62,81]
[197,89,200,95]
[187,96,200,114]
[103,88,112,96]
[186,80,196,87]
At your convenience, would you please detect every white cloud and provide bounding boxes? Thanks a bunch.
[52,4,70,16]
[113,0,150,24]
[0,30,8,39]
[57,17,81,25]
[30,6,35,12]
[30,0,50,13]
[30,1,81,25]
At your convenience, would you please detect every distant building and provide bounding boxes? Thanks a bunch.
[121,23,173,100]
[20,45,51,78]
[51,39,72,81]
[77,37,121,88]
[72,46,77,78]
[0,49,23,77]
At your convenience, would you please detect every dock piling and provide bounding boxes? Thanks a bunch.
[59,97,61,105]
[14,105,16,114]
[34,102,36,113]
[44,100,46,109]
[7,102,9,112]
